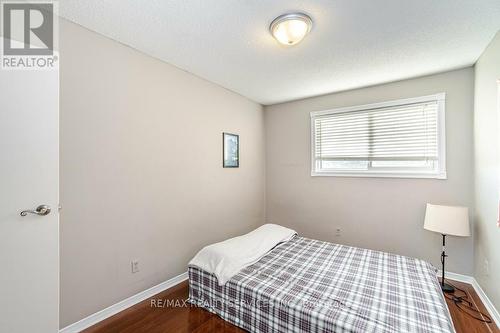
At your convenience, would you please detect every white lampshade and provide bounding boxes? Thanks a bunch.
[424,204,470,237]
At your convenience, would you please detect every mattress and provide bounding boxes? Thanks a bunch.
[188,236,454,333]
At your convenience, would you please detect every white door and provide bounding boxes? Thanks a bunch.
[0,48,59,332]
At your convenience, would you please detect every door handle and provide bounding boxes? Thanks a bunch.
[20,205,51,217]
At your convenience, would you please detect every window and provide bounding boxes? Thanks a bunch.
[311,93,446,178]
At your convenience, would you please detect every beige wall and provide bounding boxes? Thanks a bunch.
[265,68,475,275]
[474,31,500,310]
[59,20,265,327]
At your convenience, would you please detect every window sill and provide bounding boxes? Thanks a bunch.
[311,171,447,180]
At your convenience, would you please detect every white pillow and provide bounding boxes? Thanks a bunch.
[189,224,296,285]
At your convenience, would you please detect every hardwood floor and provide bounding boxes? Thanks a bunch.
[83,279,498,333]
[442,280,498,333]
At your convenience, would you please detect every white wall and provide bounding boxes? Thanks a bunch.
[265,68,475,275]
[474,31,500,310]
[59,19,265,327]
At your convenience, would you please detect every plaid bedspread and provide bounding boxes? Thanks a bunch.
[188,236,454,333]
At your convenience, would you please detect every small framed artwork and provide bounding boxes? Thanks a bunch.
[223,132,239,168]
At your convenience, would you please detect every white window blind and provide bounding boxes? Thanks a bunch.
[311,94,446,178]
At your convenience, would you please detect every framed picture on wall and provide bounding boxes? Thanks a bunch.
[223,132,239,168]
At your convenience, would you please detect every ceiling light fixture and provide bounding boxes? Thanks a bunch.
[269,13,313,46]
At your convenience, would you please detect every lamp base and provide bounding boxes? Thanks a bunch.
[441,283,455,293]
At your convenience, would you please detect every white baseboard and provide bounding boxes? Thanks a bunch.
[471,278,500,327]
[59,272,188,333]
[437,270,474,284]
[437,270,500,327]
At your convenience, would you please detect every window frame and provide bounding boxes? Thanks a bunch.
[310,93,447,179]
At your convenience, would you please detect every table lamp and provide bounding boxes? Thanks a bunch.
[423,203,470,293]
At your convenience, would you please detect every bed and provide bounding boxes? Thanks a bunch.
[188,225,454,333]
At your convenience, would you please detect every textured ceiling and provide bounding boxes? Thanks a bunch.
[59,0,500,105]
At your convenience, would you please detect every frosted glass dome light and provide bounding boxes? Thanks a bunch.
[270,13,313,46]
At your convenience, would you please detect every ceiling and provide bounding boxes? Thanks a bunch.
[59,1,500,105]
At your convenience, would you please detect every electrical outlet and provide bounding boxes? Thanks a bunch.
[131,260,139,274]
[484,259,489,276]
[335,228,341,237]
